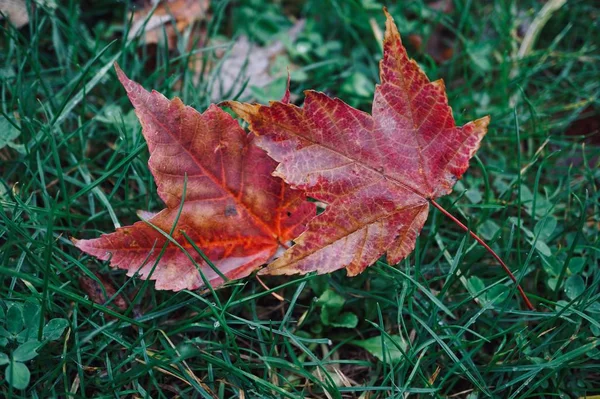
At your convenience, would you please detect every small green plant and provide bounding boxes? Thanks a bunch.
[351,334,407,365]
[316,288,359,329]
[0,301,68,390]
[306,277,359,332]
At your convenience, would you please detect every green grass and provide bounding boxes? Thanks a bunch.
[1,0,599,397]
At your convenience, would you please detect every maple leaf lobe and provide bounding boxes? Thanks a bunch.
[74,65,314,291]
[225,10,489,277]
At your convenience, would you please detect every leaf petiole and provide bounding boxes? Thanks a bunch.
[430,199,535,311]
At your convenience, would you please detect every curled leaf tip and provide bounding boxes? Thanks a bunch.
[221,101,261,123]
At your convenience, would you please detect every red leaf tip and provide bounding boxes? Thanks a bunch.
[383,7,401,44]
[281,70,291,104]
[114,62,126,82]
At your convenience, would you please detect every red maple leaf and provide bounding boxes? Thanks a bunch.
[225,11,490,278]
[73,65,315,291]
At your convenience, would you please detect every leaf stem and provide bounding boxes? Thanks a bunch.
[255,275,285,302]
[430,199,535,311]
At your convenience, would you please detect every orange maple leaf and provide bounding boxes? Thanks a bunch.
[225,10,490,277]
[73,65,315,291]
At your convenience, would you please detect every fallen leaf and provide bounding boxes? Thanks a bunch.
[128,0,209,49]
[425,0,455,63]
[78,273,128,311]
[408,0,455,63]
[206,20,305,102]
[565,105,600,146]
[73,65,315,291]
[0,0,30,28]
[225,10,489,277]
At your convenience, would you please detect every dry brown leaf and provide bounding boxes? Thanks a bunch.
[128,0,210,48]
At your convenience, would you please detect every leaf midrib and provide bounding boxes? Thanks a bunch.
[265,102,430,199]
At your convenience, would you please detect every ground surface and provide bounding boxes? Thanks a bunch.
[1,0,599,397]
